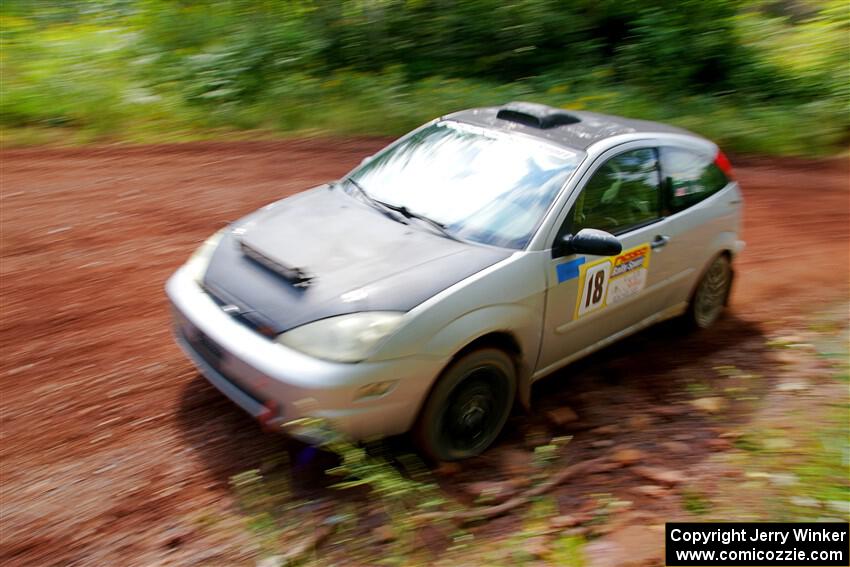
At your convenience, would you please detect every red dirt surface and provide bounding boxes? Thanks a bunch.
[1,141,847,565]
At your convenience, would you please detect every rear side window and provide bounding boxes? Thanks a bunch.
[660,147,729,213]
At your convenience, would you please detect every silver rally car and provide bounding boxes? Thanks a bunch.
[167,102,743,461]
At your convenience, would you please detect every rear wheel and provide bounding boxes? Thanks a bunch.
[414,348,516,461]
[686,254,732,329]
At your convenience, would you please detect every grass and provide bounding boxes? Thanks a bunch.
[790,403,850,507]
[2,15,848,155]
[682,489,713,516]
[207,419,594,566]
[4,68,848,156]
[201,307,849,563]
[733,433,764,453]
[708,309,850,522]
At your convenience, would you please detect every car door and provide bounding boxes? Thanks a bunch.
[536,145,679,374]
[657,145,741,307]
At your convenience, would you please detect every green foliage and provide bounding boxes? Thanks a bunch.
[296,418,446,516]
[278,418,453,561]
[131,0,753,96]
[715,313,850,522]
[734,433,764,453]
[682,489,713,515]
[533,435,573,468]
[228,464,294,554]
[549,534,587,566]
[1,0,848,154]
[615,2,738,90]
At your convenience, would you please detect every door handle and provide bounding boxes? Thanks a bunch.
[651,235,670,249]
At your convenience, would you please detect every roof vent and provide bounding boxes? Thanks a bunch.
[496,101,580,129]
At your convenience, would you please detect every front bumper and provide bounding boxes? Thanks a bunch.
[166,266,444,441]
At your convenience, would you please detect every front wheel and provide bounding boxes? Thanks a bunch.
[686,254,733,329]
[414,348,516,461]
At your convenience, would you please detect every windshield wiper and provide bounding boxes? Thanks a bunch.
[343,177,409,225]
[342,178,459,241]
[376,201,461,241]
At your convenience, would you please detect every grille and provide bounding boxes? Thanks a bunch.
[193,331,223,369]
[180,326,265,406]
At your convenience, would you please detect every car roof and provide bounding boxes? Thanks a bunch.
[444,102,703,152]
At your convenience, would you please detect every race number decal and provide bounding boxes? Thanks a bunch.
[577,261,611,317]
[574,244,652,318]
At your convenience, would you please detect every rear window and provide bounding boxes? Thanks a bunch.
[660,147,729,213]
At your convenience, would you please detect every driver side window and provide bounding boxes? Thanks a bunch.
[567,148,661,236]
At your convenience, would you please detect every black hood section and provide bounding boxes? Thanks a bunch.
[202,186,511,333]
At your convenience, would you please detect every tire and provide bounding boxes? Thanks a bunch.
[685,254,733,330]
[414,348,516,461]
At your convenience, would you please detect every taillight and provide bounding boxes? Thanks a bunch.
[714,150,735,180]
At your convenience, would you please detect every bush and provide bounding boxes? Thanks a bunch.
[1,0,848,154]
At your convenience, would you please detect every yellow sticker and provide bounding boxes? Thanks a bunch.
[574,243,652,319]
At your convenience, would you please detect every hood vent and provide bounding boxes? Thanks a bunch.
[496,101,580,129]
[239,239,315,288]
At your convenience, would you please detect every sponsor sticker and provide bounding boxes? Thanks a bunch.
[556,256,586,283]
[574,243,651,318]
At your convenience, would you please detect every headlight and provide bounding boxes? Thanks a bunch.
[185,228,226,284]
[276,312,405,363]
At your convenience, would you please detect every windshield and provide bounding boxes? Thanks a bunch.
[346,121,581,249]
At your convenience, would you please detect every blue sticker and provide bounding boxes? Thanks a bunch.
[556,257,585,283]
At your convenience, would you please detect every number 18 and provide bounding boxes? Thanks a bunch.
[577,262,611,317]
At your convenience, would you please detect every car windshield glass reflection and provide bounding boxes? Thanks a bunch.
[347,121,581,249]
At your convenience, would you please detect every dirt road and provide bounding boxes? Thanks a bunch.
[1,141,847,565]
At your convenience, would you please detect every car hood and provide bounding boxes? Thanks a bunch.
[202,185,511,334]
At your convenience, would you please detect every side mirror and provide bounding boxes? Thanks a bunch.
[557,228,622,257]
